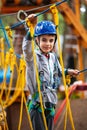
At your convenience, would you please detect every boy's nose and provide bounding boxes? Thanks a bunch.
[46,41,50,45]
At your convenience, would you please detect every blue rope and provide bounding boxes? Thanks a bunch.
[0,27,5,29]
[0,0,67,30]
[11,20,25,29]
[10,0,67,29]
[36,0,67,17]
[0,20,22,59]
[78,68,87,74]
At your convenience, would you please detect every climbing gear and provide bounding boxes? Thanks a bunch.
[34,21,56,37]
[65,75,71,86]
[78,68,87,74]
[50,4,76,130]
[17,10,28,22]
[27,98,55,118]
[25,18,48,130]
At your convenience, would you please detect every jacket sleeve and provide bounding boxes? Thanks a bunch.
[22,37,33,62]
[22,33,37,94]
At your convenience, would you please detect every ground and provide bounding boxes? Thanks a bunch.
[55,98,87,130]
[7,98,87,130]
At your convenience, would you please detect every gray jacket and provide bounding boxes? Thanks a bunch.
[22,38,62,105]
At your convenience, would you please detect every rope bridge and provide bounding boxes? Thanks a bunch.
[0,0,87,130]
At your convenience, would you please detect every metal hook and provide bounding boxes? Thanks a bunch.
[17,10,28,22]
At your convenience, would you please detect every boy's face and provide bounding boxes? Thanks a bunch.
[37,35,55,53]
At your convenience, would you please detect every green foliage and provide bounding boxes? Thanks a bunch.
[0,15,17,38]
[58,13,65,35]
[38,12,65,35]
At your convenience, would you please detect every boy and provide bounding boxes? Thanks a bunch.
[22,14,79,130]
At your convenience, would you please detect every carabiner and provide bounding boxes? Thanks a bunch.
[17,10,28,22]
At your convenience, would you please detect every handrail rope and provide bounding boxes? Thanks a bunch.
[0,38,5,68]
[64,106,68,130]
[54,85,77,124]
[0,62,9,101]
[18,56,26,130]
[0,26,23,59]
[4,77,21,108]
[25,19,48,130]
[0,0,67,30]
[4,69,13,103]
[36,0,67,17]
[57,15,76,130]
[78,68,87,74]
[19,58,33,130]
[50,4,75,130]
[0,48,18,101]
[56,12,76,130]
[21,60,34,130]
[0,39,23,109]
[18,63,25,130]
[0,49,15,103]
[17,56,33,130]
[4,67,22,108]
[0,60,8,100]
[18,90,23,130]
[57,22,75,130]
[56,87,78,129]
[4,58,25,108]
[5,26,13,48]
[23,93,34,130]
[55,107,66,130]
[0,0,67,18]
[4,50,16,104]
[5,26,23,59]
[0,42,22,60]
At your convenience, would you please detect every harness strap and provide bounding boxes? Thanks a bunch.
[27,92,55,117]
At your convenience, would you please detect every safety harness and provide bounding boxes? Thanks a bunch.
[27,53,62,118]
[27,92,55,118]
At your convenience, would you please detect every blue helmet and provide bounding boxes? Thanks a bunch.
[34,20,56,37]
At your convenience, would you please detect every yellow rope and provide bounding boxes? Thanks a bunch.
[0,50,11,101]
[4,58,24,108]
[0,5,76,130]
[26,18,48,130]
[0,47,19,108]
[5,26,13,48]
[18,56,26,130]
[18,78,24,130]
[0,101,9,130]
[0,38,5,67]
[5,49,15,103]
[18,59,33,130]
[64,106,68,130]
[0,26,32,130]
[23,93,33,130]
[50,5,75,130]
[0,64,8,101]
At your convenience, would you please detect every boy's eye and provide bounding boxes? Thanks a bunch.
[42,38,47,42]
[41,38,54,43]
[50,39,54,43]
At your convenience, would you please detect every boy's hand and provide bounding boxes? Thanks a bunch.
[68,69,79,77]
[27,14,37,26]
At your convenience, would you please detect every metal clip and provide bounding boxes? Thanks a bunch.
[17,10,28,22]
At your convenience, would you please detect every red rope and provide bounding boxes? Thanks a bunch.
[54,83,87,124]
